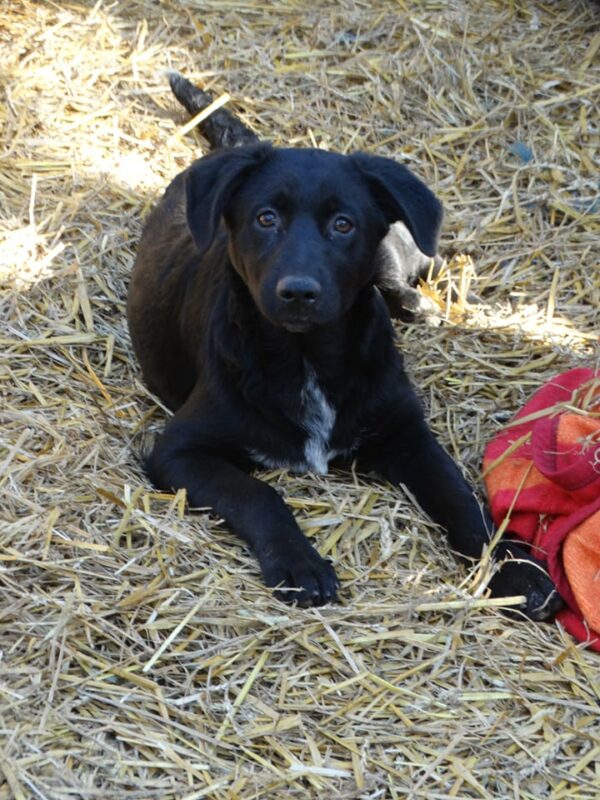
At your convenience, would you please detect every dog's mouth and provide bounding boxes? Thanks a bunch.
[260,292,341,333]
[260,303,317,333]
[274,309,317,333]
[281,319,313,333]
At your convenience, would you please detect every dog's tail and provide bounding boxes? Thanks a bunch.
[167,70,259,150]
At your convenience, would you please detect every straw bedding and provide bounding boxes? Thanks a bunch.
[1,1,599,797]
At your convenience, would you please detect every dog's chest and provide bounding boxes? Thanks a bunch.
[250,363,338,475]
[298,366,337,473]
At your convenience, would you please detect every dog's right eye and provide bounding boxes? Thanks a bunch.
[256,210,278,228]
[333,216,354,234]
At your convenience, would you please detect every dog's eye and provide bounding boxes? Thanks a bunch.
[333,216,354,234]
[256,210,278,228]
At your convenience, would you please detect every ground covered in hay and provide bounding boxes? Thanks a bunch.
[1,1,599,798]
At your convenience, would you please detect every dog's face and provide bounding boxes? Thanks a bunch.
[185,145,442,332]
[225,150,391,331]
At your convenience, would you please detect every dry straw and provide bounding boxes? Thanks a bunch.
[1,1,599,798]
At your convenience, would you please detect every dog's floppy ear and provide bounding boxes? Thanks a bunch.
[185,143,271,255]
[352,153,443,256]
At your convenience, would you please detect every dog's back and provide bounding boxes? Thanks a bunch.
[128,171,194,408]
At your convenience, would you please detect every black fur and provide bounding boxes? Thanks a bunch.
[126,75,562,617]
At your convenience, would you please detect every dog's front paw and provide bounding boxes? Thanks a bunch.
[488,541,564,621]
[259,542,339,607]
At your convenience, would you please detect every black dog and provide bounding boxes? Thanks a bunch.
[127,73,560,617]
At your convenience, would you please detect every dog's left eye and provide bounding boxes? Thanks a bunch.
[256,210,278,228]
[333,216,354,234]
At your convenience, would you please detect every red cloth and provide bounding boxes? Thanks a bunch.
[483,368,600,651]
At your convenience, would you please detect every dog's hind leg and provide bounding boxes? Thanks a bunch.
[375,222,444,321]
[168,70,259,150]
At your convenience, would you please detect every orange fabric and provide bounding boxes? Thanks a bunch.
[563,514,600,634]
[483,368,600,651]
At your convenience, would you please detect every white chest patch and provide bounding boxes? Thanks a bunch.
[300,365,337,474]
[249,363,337,475]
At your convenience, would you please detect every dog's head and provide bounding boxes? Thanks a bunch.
[185,144,442,332]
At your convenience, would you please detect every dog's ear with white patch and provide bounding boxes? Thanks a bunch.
[185,143,271,255]
[351,153,443,256]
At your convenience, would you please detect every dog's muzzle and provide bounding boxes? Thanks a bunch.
[274,276,322,331]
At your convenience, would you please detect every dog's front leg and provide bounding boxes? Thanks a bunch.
[358,405,562,620]
[146,421,338,607]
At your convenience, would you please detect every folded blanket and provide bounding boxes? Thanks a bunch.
[483,368,600,651]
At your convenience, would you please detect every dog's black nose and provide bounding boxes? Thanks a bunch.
[276,276,321,305]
